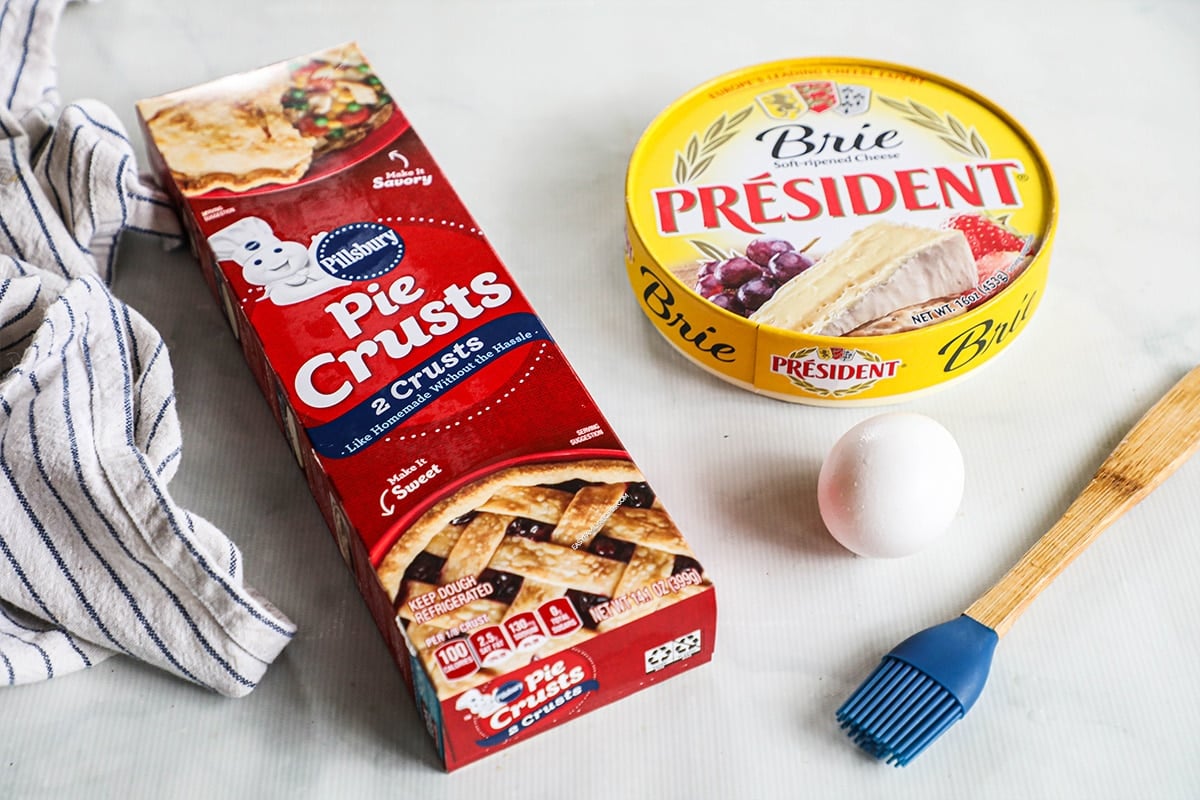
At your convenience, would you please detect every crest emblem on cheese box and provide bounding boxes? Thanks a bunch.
[794,80,841,113]
[755,81,872,120]
[833,84,871,116]
[756,87,807,120]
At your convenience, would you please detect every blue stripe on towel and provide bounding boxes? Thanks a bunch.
[4,0,38,109]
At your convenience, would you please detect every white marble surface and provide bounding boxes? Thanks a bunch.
[5,0,1199,797]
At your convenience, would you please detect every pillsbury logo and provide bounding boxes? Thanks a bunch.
[315,221,404,281]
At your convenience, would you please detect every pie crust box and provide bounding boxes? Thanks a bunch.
[625,58,1058,405]
[136,43,716,771]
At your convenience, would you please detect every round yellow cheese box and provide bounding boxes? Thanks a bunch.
[625,58,1057,405]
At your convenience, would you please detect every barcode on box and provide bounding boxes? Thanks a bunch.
[644,630,702,673]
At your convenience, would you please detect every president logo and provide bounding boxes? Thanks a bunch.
[769,346,900,397]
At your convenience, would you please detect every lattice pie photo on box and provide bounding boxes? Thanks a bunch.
[376,457,711,698]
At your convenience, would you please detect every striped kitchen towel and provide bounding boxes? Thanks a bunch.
[0,0,296,696]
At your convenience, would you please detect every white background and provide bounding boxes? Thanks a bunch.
[4,1,1198,797]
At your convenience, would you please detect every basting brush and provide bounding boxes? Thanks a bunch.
[836,364,1200,766]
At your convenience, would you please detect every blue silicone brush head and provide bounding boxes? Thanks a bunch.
[836,615,999,766]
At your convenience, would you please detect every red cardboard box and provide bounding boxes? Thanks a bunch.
[137,43,716,771]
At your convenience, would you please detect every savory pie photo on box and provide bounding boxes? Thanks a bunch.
[138,44,393,195]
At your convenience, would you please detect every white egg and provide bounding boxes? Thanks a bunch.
[817,412,964,558]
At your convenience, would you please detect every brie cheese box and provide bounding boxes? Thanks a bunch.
[625,58,1058,404]
[137,43,715,772]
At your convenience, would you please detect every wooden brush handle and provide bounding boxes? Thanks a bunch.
[965,364,1200,638]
